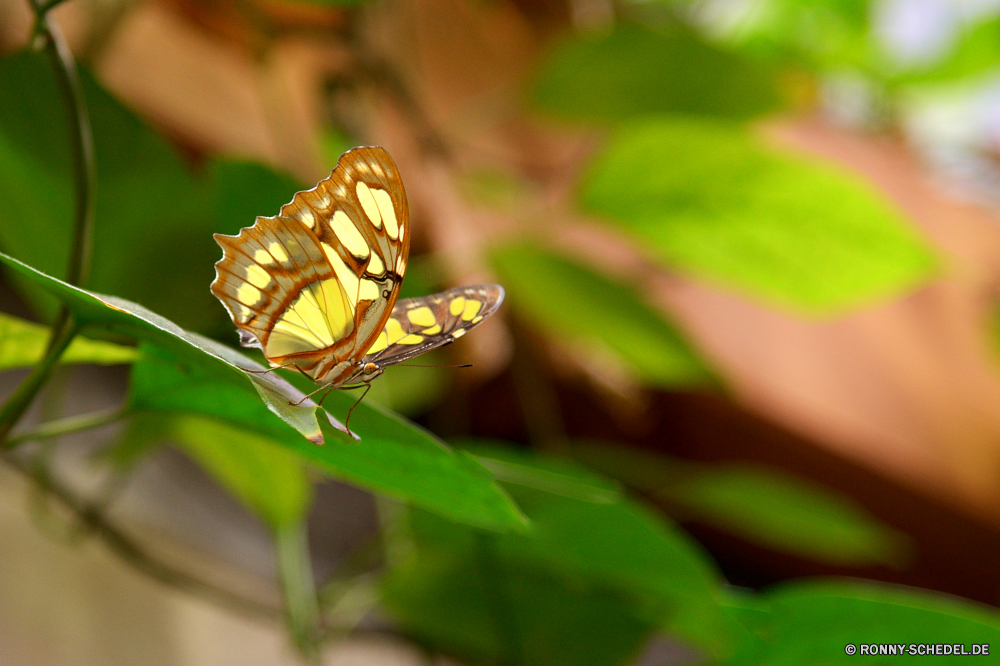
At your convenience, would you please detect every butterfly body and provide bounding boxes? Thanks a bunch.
[210,147,504,404]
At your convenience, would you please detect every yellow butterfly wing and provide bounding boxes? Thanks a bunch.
[210,146,409,386]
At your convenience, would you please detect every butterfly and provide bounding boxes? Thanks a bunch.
[210,146,504,432]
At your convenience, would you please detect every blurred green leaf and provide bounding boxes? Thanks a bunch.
[0,50,219,332]
[364,361,447,417]
[0,51,314,339]
[171,414,313,529]
[0,250,347,444]
[581,118,938,314]
[457,439,622,503]
[0,311,137,370]
[532,23,780,123]
[383,540,656,666]
[389,443,744,658]
[209,160,303,237]
[492,242,712,388]
[728,580,1000,665]
[130,345,527,532]
[571,442,911,567]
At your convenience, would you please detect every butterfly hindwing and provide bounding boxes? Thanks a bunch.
[364,284,505,368]
[211,146,410,385]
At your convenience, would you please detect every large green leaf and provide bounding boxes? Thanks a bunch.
[492,242,712,388]
[383,541,656,666]
[386,443,744,660]
[0,311,137,370]
[170,414,313,530]
[570,443,910,567]
[532,23,779,123]
[129,346,527,532]
[728,580,1000,665]
[581,118,939,315]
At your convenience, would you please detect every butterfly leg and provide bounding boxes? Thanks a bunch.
[242,361,298,375]
[289,382,337,406]
[344,383,372,433]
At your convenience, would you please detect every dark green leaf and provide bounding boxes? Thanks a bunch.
[571,442,911,567]
[532,23,780,123]
[492,242,712,388]
[732,580,1000,665]
[383,540,656,666]
[581,118,938,314]
[392,443,742,657]
[0,311,138,370]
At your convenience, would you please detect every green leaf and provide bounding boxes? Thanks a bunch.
[492,242,712,388]
[0,250,345,444]
[170,414,313,529]
[733,580,1000,665]
[570,443,911,567]
[392,443,742,657]
[532,23,780,123]
[456,438,622,503]
[580,118,939,315]
[129,346,527,532]
[383,540,656,666]
[0,311,138,370]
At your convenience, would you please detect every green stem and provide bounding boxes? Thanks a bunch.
[5,406,128,448]
[0,0,98,447]
[34,11,95,291]
[276,521,322,665]
[0,318,81,446]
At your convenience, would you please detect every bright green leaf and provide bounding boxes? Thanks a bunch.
[0,311,137,370]
[532,23,780,123]
[581,118,938,314]
[570,442,911,567]
[171,414,313,529]
[129,345,527,532]
[492,242,712,388]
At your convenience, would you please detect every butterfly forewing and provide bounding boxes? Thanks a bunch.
[364,284,505,367]
[211,146,410,385]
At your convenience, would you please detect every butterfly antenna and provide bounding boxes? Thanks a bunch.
[396,363,474,369]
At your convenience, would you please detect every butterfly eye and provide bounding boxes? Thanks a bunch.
[363,362,380,377]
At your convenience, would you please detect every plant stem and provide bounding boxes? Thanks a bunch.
[276,521,322,664]
[5,406,128,448]
[0,318,81,446]
[34,10,95,291]
[0,0,98,447]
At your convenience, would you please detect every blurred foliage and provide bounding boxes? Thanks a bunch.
[2,0,999,661]
[492,242,711,387]
[570,442,911,567]
[0,311,137,370]
[532,22,781,123]
[580,117,938,314]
